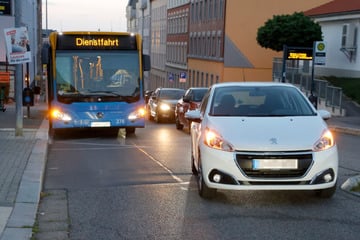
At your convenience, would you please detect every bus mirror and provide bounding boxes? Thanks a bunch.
[143,54,151,71]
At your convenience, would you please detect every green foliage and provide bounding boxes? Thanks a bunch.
[257,12,322,51]
[322,76,360,104]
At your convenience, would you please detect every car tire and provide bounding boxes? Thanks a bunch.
[175,117,184,130]
[315,182,337,198]
[198,161,216,199]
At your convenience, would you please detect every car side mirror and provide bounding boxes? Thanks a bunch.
[185,109,202,123]
[183,95,191,102]
[318,109,331,121]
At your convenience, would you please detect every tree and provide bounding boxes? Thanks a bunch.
[256,12,322,51]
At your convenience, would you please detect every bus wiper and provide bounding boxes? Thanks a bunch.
[86,90,121,96]
[58,91,86,97]
[87,91,138,102]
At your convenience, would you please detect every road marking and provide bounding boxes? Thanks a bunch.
[0,207,12,234]
[135,144,185,184]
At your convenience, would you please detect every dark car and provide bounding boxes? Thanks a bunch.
[147,87,185,123]
[175,87,208,131]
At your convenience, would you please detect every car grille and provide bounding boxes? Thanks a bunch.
[235,151,313,178]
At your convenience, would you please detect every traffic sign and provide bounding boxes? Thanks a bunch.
[314,41,326,65]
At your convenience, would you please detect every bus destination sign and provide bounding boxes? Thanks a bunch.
[56,34,137,50]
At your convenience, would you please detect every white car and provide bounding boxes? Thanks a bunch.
[186,82,338,199]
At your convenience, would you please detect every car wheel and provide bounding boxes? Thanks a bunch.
[315,182,337,198]
[175,116,184,130]
[198,160,216,199]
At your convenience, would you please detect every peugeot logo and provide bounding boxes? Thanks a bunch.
[269,138,278,144]
[96,112,104,119]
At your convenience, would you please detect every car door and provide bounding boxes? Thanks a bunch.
[191,90,210,168]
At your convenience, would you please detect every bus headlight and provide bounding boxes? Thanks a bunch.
[50,109,72,121]
[128,107,146,121]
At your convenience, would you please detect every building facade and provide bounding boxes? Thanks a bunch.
[149,0,168,90]
[187,0,333,87]
[0,0,42,99]
[126,0,152,90]
[127,0,334,91]
[305,0,360,78]
[165,0,190,89]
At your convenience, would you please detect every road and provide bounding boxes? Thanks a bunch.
[37,121,360,240]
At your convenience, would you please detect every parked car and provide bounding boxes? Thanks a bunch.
[175,87,208,131]
[147,87,185,123]
[186,82,338,199]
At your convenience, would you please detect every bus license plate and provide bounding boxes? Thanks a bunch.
[91,122,111,127]
[252,159,298,170]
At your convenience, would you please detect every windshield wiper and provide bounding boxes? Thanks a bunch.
[85,90,122,96]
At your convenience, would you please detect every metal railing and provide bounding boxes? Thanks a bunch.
[273,58,343,114]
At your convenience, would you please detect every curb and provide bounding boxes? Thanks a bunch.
[341,175,360,197]
[329,126,360,136]
[329,126,360,197]
[0,119,49,240]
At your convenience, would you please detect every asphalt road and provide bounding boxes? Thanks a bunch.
[35,121,360,240]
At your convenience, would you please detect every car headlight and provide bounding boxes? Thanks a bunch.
[313,130,335,151]
[128,107,146,121]
[50,108,72,121]
[204,127,234,152]
[159,103,171,111]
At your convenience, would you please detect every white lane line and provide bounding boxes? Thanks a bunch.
[0,207,12,234]
[135,144,185,184]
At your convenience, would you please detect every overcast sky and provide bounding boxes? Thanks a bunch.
[42,0,128,32]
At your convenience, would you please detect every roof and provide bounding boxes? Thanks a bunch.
[304,0,360,17]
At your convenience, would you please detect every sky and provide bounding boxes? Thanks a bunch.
[42,0,128,32]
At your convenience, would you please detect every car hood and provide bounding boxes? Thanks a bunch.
[206,116,329,151]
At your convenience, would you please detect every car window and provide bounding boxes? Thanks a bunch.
[159,89,185,99]
[200,89,211,115]
[193,89,208,101]
[209,86,316,117]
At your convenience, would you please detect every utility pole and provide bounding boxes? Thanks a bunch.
[14,0,24,136]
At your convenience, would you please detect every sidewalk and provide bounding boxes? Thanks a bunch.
[0,102,48,240]
[0,101,359,240]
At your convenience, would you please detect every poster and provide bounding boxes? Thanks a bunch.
[3,27,32,64]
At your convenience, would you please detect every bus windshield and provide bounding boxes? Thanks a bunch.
[55,50,140,100]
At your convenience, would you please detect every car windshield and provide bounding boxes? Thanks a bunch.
[192,89,208,101]
[159,89,185,99]
[210,85,316,117]
[55,51,140,102]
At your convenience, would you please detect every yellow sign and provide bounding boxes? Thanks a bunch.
[75,38,119,47]
[288,52,312,60]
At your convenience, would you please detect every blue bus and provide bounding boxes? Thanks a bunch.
[46,31,150,136]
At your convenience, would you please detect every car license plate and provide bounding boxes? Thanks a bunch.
[252,159,298,170]
[91,122,111,127]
